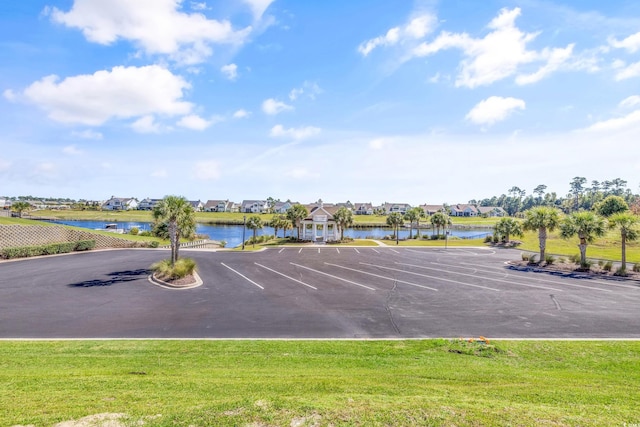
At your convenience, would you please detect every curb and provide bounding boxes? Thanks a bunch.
[148,271,203,290]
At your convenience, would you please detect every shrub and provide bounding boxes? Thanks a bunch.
[558,257,566,263]
[545,255,555,265]
[579,260,592,271]
[138,231,151,237]
[492,234,499,244]
[74,240,96,251]
[220,240,227,248]
[633,263,640,273]
[597,260,605,267]
[570,254,581,264]
[0,241,87,259]
[129,227,139,235]
[603,261,613,272]
[614,267,627,277]
[527,254,538,265]
[521,253,530,261]
[147,241,160,248]
[151,258,197,280]
[484,235,493,243]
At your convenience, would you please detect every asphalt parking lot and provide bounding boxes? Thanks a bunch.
[1,246,639,338]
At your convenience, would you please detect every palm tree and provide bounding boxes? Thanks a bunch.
[430,212,450,237]
[152,196,196,266]
[11,201,32,218]
[386,212,404,245]
[246,215,263,248]
[607,212,639,273]
[560,211,606,268]
[494,217,524,243]
[333,207,353,241]
[404,207,423,239]
[286,204,308,240]
[522,206,562,262]
[270,214,288,238]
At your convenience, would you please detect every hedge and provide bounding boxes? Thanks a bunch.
[0,240,96,260]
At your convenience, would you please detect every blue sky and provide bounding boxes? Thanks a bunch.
[1,0,640,204]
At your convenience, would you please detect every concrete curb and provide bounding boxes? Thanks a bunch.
[148,271,203,290]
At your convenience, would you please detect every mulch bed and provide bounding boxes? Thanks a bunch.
[153,273,197,287]
[509,260,640,282]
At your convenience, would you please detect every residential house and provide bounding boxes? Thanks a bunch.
[241,200,268,214]
[102,196,139,211]
[354,203,374,215]
[421,204,445,216]
[301,203,340,242]
[189,200,204,212]
[273,201,294,214]
[477,206,507,217]
[204,200,233,212]
[383,203,411,215]
[0,198,12,210]
[138,198,162,210]
[450,204,479,217]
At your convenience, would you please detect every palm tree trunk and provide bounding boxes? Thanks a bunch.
[416,220,420,238]
[169,221,178,266]
[578,237,587,267]
[538,227,547,262]
[621,233,627,272]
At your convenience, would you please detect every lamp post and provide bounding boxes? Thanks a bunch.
[242,215,246,251]
[445,228,449,249]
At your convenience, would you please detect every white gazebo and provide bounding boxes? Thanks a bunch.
[301,203,340,242]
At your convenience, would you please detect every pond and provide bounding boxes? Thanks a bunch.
[51,220,491,248]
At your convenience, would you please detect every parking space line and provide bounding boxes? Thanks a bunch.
[360,262,501,292]
[389,248,400,254]
[394,262,562,292]
[254,263,317,290]
[220,263,264,290]
[326,263,438,291]
[371,248,380,254]
[354,248,360,254]
[290,262,376,291]
[278,248,285,253]
[336,248,340,254]
[299,248,303,254]
[461,262,617,293]
[318,248,321,254]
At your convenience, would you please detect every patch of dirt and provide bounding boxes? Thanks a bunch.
[153,273,196,287]
[290,413,322,427]
[52,413,126,427]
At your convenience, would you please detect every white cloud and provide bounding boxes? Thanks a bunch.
[132,115,162,134]
[411,8,574,88]
[286,167,318,180]
[48,0,251,65]
[614,61,640,80]
[21,65,192,126]
[466,96,526,126]
[289,81,323,101]
[620,95,640,109]
[3,89,16,101]
[243,0,275,21]
[585,110,640,132]
[63,145,83,155]
[262,98,293,115]
[177,114,216,130]
[190,2,207,11]
[221,63,238,80]
[609,32,640,53]
[71,129,103,140]
[358,13,436,56]
[369,138,393,150]
[233,109,250,118]
[193,160,220,180]
[269,124,321,140]
[0,158,11,172]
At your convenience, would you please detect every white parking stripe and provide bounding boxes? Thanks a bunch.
[298,248,303,254]
[220,263,264,290]
[336,248,340,254]
[358,262,500,292]
[394,262,562,292]
[278,248,285,253]
[254,263,317,290]
[290,262,376,291]
[325,263,438,291]
[318,248,321,254]
[459,262,616,293]
[389,249,400,254]
[371,248,380,254]
[354,248,360,254]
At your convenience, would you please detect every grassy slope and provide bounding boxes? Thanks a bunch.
[1,340,638,426]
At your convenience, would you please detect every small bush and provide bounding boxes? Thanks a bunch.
[558,257,566,263]
[220,240,227,248]
[151,258,197,280]
[527,254,538,265]
[492,235,499,244]
[545,254,555,265]
[74,240,96,251]
[603,261,613,272]
[0,241,86,259]
[570,254,581,264]
[147,241,160,248]
[597,260,605,267]
[484,235,493,243]
[139,231,151,237]
[614,267,627,277]
[521,253,530,261]
[579,260,592,271]
[129,227,139,235]
[633,263,640,273]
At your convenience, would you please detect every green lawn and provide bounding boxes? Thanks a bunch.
[1,340,638,426]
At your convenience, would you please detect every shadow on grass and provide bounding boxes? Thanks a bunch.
[68,269,150,288]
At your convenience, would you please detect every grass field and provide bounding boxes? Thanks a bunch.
[1,340,638,426]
